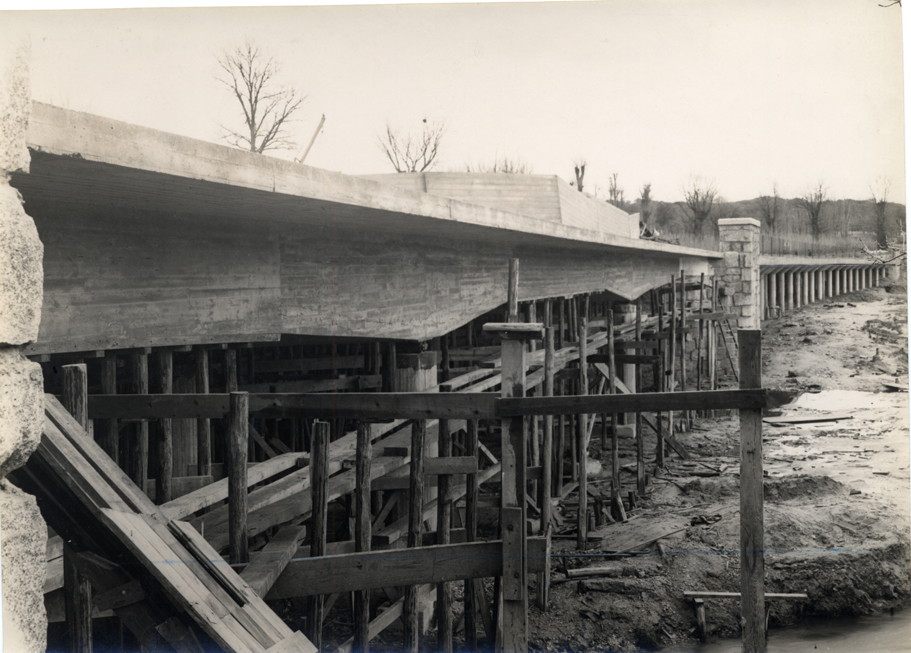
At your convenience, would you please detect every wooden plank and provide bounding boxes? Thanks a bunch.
[229,392,250,564]
[240,524,308,599]
[683,591,808,601]
[240,375,382,394]
[439,368,499,392]
[762,412,852,425]
[252,354,365,374]
[44,396,158,515]
[481,323,545,339]
[161,452,303,520]
[499,389,767,416]
[92,579,145,612]
[248,392,498,421]
[144,475,213,502]
[739,329,766,650]
[267,537,549,600]
[101,354,118,461]
[684,311,738,322]
[97,509,260,653]
[588,354,659,365]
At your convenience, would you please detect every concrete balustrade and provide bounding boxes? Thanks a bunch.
[759,259,886,320]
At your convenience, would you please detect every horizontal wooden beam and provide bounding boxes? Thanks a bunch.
[88,394,228,419]
[247,393,498,420]
[498,389,767,417]
[588,354,659,365]
[265,537,548,600]
[240,375,382,394]
[481,323,545,340]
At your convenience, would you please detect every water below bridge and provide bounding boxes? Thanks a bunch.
[665,607,911,652]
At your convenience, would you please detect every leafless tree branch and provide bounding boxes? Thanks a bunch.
[216,41,305,153]
[377,120,445,173]
[682,175,718,235]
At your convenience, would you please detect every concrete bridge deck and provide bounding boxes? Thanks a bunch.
[13,102,719,355]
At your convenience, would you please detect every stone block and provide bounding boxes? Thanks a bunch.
[733,293,752,307]
[0,183,43,345]
[740,304,754,318]
[722,252,740,267]
[0,39,30,174]
[0,481,47,653]
[741,280,752,295]
[0,348,43,478]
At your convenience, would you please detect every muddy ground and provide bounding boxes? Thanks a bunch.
[527,282,911,652]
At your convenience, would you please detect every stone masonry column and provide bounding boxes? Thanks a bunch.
[0,38,48,653]
[717,218,761,329]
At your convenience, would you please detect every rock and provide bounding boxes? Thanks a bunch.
[0,480,48,653]
[0,39,31,174]
[0,348,43,478]
[584,456,602,477]
[0,184,43,346]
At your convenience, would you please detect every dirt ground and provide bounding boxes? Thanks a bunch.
[526,282,911,652]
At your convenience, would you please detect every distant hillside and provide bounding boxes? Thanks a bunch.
[632,196,905,244]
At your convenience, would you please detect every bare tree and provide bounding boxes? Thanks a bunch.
[796,182,828,239]
[758,183,782,233]
[682,175,718,235]
[607,173,625,207]
[573,161,587,193]
[466,156,532,174]
[378,120,445,173]
[217,41,305,153]
[871,177,891,248]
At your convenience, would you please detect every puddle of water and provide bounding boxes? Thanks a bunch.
[664,609,911,653]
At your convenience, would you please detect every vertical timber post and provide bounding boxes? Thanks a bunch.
[739,330,765,652]
[64,546,92,653]
[155,351,174,504]
[62,364,88,431]
[464,419,480,648]
[228,392,249,564]
[196,348,211,476]
[536,326,554,610]
[437,398,453,653]
[354,422,372,653]
[130,352,149,490]
[577,316,588,550]
[102,353,118,462]
[404,420,426,653]
[309,420,330,649]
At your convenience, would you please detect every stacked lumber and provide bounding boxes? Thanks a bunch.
[13,395,315,653]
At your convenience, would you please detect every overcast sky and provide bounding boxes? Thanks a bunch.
[2,0,905,204]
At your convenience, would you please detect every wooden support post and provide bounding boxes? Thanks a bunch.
[354,422,372,653]
[154,351,174,504]
[62,364,88,431]
[64,544,92,653]
[668,276,677,431]
[739,330,765,652]
[464,419,480,649]
[557,297,565,350]
[499,334,528,652]
[309,420,330,649]
[635,306,645,497]
[695,598,706,639]
[404,420,426,653]
[225,349,238,393]
[697,273,705,397]
[441,332,450,382]
[507,259,520,322]
[101,353,118,462]
[228,391,249,564]
[536,326,554,611]
[437,404,453,652]
[607,310,621,518]
[383,342,397,393]
[130,352,149,489]
[679,272,687,403]
[196,349,211,476]
[577,316,588,550]
[656,301,665,467]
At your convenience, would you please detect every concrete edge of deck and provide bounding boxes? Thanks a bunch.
[26,101,721,261]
